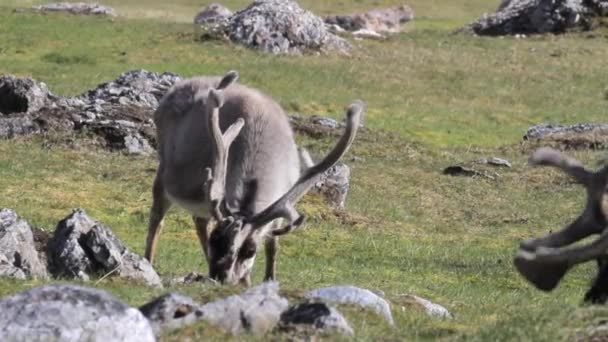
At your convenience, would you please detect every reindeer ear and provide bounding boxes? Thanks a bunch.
[218,70,239,90]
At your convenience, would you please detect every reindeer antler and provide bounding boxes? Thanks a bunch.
[248,100,364,235]
[204,73,244,222]
[514,148,608,291]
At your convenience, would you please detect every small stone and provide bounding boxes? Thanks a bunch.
[400,294,452,318]
[325,5,414,33]
[200,281,289,335]
[306,285,394,325]
[279,302,354,336]
[194,3,232,25]
[140,292,203,336]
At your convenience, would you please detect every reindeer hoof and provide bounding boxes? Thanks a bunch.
[513,249,569,291]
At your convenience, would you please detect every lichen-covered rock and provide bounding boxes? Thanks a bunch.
[194,3,232,25]
[140,293,203,336]
[47,208,162,286]
[76,70,181,109]
[523,123,608,150]
[314,162,351,208]
[325,5,414,33]
[0,116,40,138]
[0,209,48,279]
[307,285,394,325]
[0,284,155,342]
[278,302,354,336]
[200,281,289,335]
[224,0,351,54]
[32,2,116,16]
[462,0,608,36]
[0,75,53,114]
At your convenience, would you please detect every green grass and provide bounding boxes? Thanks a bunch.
[1,1,608,340]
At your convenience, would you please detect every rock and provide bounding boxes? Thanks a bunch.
[484,157,512,168]
[353,29,386,40]
[140,292,204,336]
[47,208,162,286]
[306,285,394,326]
[461,0,608,36]
[200,281,289,335]
[314,162,351,208]
[443,165,498,180]
[166,271,218,286]
[523,123,608,150]
[0,209,48,279]
[0,116,40,138]
[32,2,116,16]
[400,295,452,318]
[0,75,53,114]
[325,4,414,33]
[76,70,181,109]
[223,0,351,54]
[0,284,155,342]
[194,3,232,25]
[278,302,354,336]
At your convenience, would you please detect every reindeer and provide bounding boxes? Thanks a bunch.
[514,147,608,302]
[144,70,363,285]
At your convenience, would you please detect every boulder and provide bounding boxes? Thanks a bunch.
[306,285,394,325]
[47,208,162,286]
[0,209,48,279]
[32,2,116,16]
[0,75,53,114]
[325,5,414,33]
[194,3,232,25]
[462,0,608,36]
[223,0,351,54]
[314,162,351,208]
[523,123,608,150]
[140,292,204,336]
[278,302,354,336]
[0,284,154,342]
[199,281,289,335]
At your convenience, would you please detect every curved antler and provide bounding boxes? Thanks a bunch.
[515,148,608,291]
[204,72,244,222]
[248,100,365,235]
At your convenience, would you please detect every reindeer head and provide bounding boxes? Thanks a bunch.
[202,76,364,284]
[514,148,608,291]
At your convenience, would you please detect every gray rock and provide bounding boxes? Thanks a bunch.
[140,292,203,336]
[224,0,351,54]
[325,4,414,33]
[278,302,354,336]
[524,122,608,140]
[194,3,232,25]
[0,116,40,138]
[76,69,181,109]
[314,162,351,208]
[32,2,116,16]
[0,209,48,279]
[523,122,608,150]
[124,132,155,155]
[200,281,289,335]
[0,75,53,114]
[461,0,608,36]
[166,271,218,286]
[443,165,499,180]
[306,285,394,325]
[47,208,162,286]
[400,294,452,318]
[0,284,155,342]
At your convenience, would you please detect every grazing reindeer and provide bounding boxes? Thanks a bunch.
[514,147,608,302]
[145,70,363,285]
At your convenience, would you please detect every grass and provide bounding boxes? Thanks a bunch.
[1,0,608,340]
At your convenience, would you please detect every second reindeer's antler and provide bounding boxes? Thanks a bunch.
[514,147,608,291]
